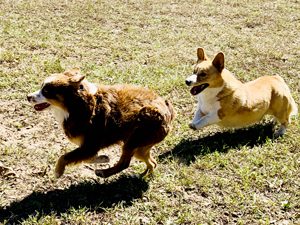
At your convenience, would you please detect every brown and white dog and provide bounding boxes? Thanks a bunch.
[27,68,174,178]
[185,48,298,137]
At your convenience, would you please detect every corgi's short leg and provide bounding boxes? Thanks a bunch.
[190,111,220,130]
[190,107,205,129]
[191,107,204,123]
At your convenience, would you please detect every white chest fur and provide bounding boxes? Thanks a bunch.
[51,105,69,125]
[196,86,223,115]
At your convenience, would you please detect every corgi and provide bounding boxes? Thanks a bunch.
[185,48,298,137]
[27,68,174,178]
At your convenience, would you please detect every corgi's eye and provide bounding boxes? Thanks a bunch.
[79,84,84,90]
[199,72,206,77]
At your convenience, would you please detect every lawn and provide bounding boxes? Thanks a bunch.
[0,0,299,224]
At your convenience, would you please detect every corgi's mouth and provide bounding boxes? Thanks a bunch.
[34,102,51,111]
[190,83,209,95]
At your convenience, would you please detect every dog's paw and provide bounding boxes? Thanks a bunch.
[91,155,110,164]
[189,123,197,130]
[55,157,66,178]
[95,169,110,178]
[54,166,65,178]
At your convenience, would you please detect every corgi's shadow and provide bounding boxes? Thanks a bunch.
[0,175,148,223]
[160,122,275,165]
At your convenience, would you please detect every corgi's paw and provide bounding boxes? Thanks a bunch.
[189,123,197,130]
[274,125,286,138]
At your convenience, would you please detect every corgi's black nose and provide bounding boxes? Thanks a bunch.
[185,80,192,86]
[27,95,33,102]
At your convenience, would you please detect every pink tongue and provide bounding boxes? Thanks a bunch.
[34,103,50,111]
[190,86,202,95]
[190,83,209,95]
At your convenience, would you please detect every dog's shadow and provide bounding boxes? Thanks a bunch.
[159,122,275,165]
[0,175,148,223]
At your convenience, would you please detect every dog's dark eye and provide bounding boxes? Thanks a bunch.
[42,86,50,95]
[42,85,55,98]
[199,72,206,77]
[79,84,84,90]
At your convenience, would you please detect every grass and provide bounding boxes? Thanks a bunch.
[0,0,299,224]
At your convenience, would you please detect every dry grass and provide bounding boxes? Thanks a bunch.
[0,0,299,224]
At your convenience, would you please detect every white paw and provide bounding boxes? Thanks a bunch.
[189,123,197,130]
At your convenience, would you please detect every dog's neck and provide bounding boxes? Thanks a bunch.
[221,69,243,89]
[51,106,69,125]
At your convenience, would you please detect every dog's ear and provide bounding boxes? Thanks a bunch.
[212,52,224,72]
[197,48,208,61]
[69,73,85,84]
[64,67,81,77]
[64,68,85,85]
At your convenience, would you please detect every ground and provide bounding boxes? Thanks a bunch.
[0,0,299,224]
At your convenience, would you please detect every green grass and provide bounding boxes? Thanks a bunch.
[0,0,299,224]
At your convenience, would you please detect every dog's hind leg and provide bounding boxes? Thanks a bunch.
[55,146,98,178]
[272,98,290,138]
[133,145,156,177]
[95,145,134,178]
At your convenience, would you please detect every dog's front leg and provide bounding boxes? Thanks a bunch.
[189,111,220,130]
[189,107,204,129]
[55,145,100,178]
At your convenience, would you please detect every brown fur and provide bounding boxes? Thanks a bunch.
[186,48,298,137]
[28,69,175,178]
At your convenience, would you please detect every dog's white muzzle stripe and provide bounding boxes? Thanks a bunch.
[185,74,197,86]
[27,90,47,104]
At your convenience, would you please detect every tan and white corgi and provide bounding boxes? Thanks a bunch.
[27,68,175,178]
[185,48,297,137]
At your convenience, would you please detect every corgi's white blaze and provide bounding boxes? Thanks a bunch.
[186,74,197,85]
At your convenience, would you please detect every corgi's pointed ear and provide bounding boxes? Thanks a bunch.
[197,48,208,61]
[212,52,224,72]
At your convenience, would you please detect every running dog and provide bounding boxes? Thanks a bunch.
[185,48,297,137]
[27,68,175,178]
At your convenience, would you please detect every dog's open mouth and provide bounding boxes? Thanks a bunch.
[34,102,50,111]
[190,83,209,95]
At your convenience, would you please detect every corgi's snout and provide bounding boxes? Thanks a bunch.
[185,80,192,86]
[185,74,197,86]
[27,95,34,102]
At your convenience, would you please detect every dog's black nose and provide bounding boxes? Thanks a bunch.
[27,95,32,102]
[185,80,192,86]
